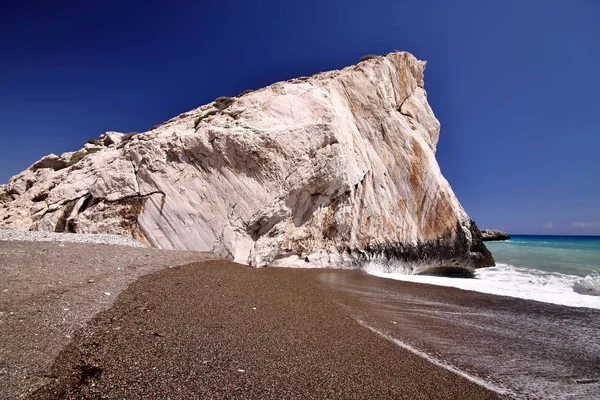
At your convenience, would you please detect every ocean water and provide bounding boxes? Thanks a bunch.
[368,235,600,309]
[486,235,600,277]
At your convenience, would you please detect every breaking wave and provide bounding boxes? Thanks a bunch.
[573,270,600,296]
[368,263,600,309]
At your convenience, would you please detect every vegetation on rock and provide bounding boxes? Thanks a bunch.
[214,96,235,111]
[68,150,88,165]
[194,111,217,129]
[360,54,378,62]
[237,89,255,97]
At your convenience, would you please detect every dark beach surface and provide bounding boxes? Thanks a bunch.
[2,242,599,399]
[0,240,214,399]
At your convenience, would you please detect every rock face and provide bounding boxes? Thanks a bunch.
[480,229,511,242]
[0,52,494,271]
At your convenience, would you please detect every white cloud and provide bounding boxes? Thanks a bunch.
[542,222,553,229]
[571,221,600,228]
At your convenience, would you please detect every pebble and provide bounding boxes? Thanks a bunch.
[0,229,146,247]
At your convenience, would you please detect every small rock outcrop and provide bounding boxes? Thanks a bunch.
[0,52,494,271]
[417,266,476,278]
[480,229,511,241]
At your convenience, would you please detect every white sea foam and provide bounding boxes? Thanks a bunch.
[573,271,600,296]
[368,263,600,309]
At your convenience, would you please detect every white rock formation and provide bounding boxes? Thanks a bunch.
[480,229,511,241]
[0,52,493,271]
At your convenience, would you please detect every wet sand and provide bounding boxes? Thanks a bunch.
[317,271,600,399]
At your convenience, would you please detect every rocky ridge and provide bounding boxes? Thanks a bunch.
[480,229,511,242]
[0,52,494,271]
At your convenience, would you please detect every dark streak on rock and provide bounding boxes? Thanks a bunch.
[352,220,494,271]
[54,199,80,233]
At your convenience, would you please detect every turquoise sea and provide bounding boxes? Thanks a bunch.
[369,234,600,309]
[486,235,600,277]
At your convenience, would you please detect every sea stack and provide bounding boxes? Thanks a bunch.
[480,229,511,241]
[0,52,494,272]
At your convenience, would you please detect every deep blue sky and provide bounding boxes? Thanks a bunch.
[1,0,598,235]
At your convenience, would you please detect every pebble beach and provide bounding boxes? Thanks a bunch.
[1,231,599,399]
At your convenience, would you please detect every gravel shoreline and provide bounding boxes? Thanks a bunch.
[29,260,501,400]
[0,240,214,399]
[3,234,598,399]
[0,229,146,247]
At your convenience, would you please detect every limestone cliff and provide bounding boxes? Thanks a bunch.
[0,52,494,271]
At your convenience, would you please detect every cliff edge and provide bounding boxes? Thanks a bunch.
[0,52,494,271]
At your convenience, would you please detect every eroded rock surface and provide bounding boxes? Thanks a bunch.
[0,52,493,271]
[480,229,511,242]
